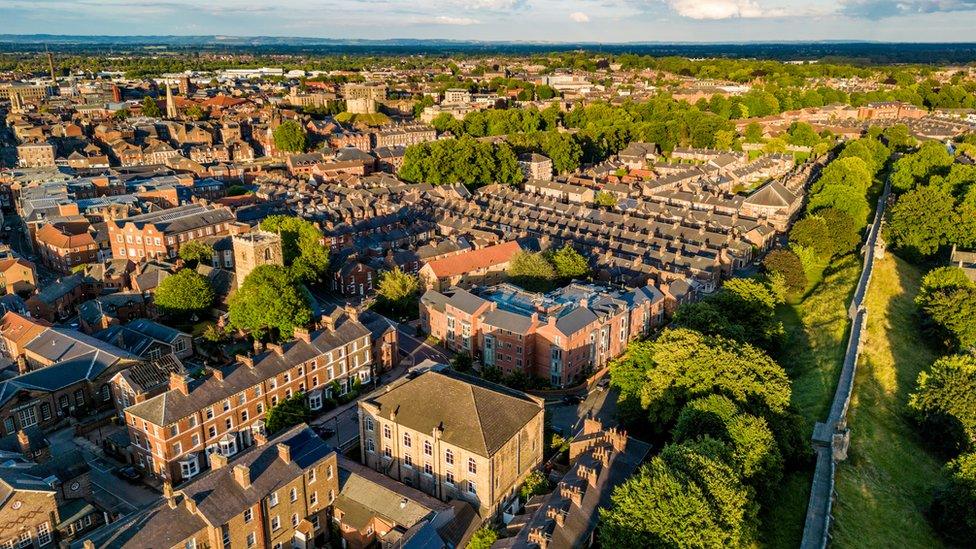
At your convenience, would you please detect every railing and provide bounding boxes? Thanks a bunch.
[799,176,892,549]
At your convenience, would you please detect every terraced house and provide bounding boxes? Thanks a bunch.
[80,425,339,549]
[123,310,372,484]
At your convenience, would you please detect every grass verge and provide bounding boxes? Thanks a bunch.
[830,254,944,548]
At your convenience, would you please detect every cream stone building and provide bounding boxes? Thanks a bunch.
[358,367,545,518]
[232,230,284,288]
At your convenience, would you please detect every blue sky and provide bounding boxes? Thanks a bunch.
[3,0,976,42]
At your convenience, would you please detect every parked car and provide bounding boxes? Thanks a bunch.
[312,424,336,439]
[596,377,610,391]
[561,395,582,405]
[114,465,141,483]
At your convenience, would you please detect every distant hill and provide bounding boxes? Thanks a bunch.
[1,35,976,63]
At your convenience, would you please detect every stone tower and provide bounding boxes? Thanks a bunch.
[232,230,284,288]
[165,82,177,119]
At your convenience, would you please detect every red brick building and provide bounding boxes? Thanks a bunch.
[33,224,99,273]
[107,204,239,262]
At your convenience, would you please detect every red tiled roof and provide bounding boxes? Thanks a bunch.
[34,224,95,250]
[424,240,522,279]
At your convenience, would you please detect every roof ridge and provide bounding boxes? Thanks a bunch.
[469,383,490,456]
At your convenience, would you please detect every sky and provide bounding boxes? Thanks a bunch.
[3,0,976,43]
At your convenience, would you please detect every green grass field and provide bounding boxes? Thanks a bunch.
[334,111,391,126]
[830,255,945,548]
[761,254,861,548]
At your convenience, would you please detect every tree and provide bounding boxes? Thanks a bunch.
[273,120,308,153]
[519,470,550,499]
[112,108,130,120]
[610,328,791,427]
[184,104,207,121]
[674,278,784,352]
[762,248,807,295]
[376,267,420,318]
[891,140,954,192]
[811,156,873,194]
[593,191,618,208]
[820,208,862,257]
[909,354,976,455]
[265,392,310,435]
[548,245,590,281]
[178,240,214,267]
[259,216,329,283]
[915,267,976,351]
[885,184,958,258]
[154,269,214,317]
[141,96,162,118]
[808,184,871,228]
[599,440,755,548]
[467,527,499,549]
[507,251,556,292]
[929,452,976,545]
[229,265,313,341]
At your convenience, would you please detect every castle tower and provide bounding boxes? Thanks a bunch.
[232,231,284,288]
[165,82,177,119]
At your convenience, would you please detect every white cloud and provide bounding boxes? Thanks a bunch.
[433,15,480,25]
[569,11,591,22]
[667,0,780,19]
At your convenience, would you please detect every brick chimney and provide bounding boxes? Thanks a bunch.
[163,481,177,509]
[169,372,188,395]
[528,527,550,549]
[236,354,254,368]
[267,343,284,356]
[293,327,311,343]
[212,368,224,382]
[210,452,228,470]
[344,305,359,323]
[546,505,566,527]
[578,464,598,488]
[254,430,268,446]
[233,464,251,489]
[16,430,31,455]
[277,443,291,463]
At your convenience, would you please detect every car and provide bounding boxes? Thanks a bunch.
[596,378,610,391]
[561,395,583,405]
[114,465,141,483]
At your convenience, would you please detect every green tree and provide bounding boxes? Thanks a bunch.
[178,240,214,267]
[467,527,499,549]
[376,267,420,317]
[929,452,976,545]
[548,245,590,281]
[265,392,311,435]
[909,354,976,455]
[808,184,871,228]
[593,191,618,208]
[890,140,954,192]
[819,208,862,257]
[507,251,556,292]
[811,156,873,194]
[762,248,807,295]
[519,470,550,499]
[273,120,308,153]
[184,104,208,121]
[229,265,313,341]
[673,278,785,352]
[112,108,130,120]
[885,184,958,258]
[141,96,162,118]
[154,269,214,317]
[259,216,329,283]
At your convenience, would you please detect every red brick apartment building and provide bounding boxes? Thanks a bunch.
[418,240,524,291]
[421,283,665,387]
[124,311,372,484]
[107,203,239,262]
[33,224,99,273]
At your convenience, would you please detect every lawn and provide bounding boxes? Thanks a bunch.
[830,254,945,548]
[761,254,861,548]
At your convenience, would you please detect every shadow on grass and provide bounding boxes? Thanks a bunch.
[830,255,946,549]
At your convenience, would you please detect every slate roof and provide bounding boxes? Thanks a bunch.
[424,240,522,279]
[365,369,542,457]
[110,204,234,234]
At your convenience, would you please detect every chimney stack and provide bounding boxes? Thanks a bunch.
[233,464,251,489]
[210,452,228,470]
[16,430,31,455]
[169,372,189,395]
[164,481,177,509]
[236,354,255,368]
[277,443,291,463]
[293,327,311,343]
[344,305,359,323]
[212,368,224,382]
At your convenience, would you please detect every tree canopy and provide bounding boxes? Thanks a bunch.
[141,96,162,118]
[178,240,214,267]
[909,353,976,455]
[265,392,311,435]
[272,120,308,153]
[673,278,785,352]
[229,265,313,341]
[762,248,807,296]
[399,135,522,187]
[507,251,557,292]
[915,267,976,351]
[154,269,214,317]
[885,184,958,259]
[547,245,591,281]
[259,215,329,283]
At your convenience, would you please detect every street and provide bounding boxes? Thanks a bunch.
[547,384,619,439]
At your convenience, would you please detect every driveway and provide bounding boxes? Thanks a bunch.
[547,385,619,439]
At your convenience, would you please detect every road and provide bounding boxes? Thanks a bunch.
[308,287,449,365]
[547,384,619,439]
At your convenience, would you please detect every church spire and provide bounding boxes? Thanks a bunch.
[165,81,177,118]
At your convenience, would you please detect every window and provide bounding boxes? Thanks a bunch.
[383,425,391,439]
[221,525,231,549]
[445,449,454,465]
[424,462,433,476]
[366,417,374,431]
[290,487,298,502]
[271,516,280,531]
[225,418,233,430]
[205,407,214,420]
[244,507,253,523]
[366,438,375,453]
[327,464,333,479]
[310,515,320,530]
[74,389,85,406]
[241,410,248,422]
[329,489,335,503]
[17,406,37,428]
[208,426,217,438]
[384,447,392,458]
[269,491,279,507]
[36,522,52,546]
[171,442,182,455]
[403,433,411,448]
[468,458,477,474]
[310,491,318,505]
[223,400,231,412]
[16,531,31,549]
[467,480,477,495]
[424,441,432,456]
[40,403,51,421]
[180,456,199,478]
[404,454,413,467]
[308,468,316,483]
[291,514,299,527]
[246,533,256,547]
[446,471,455,485]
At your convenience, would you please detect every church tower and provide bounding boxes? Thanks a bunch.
[232,231,284,288]
[165,82,177,119]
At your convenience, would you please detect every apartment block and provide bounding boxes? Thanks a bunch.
[358,368,544,518]
[107,203,239,262]
[124,311,372,484]
[421,282,665,387]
